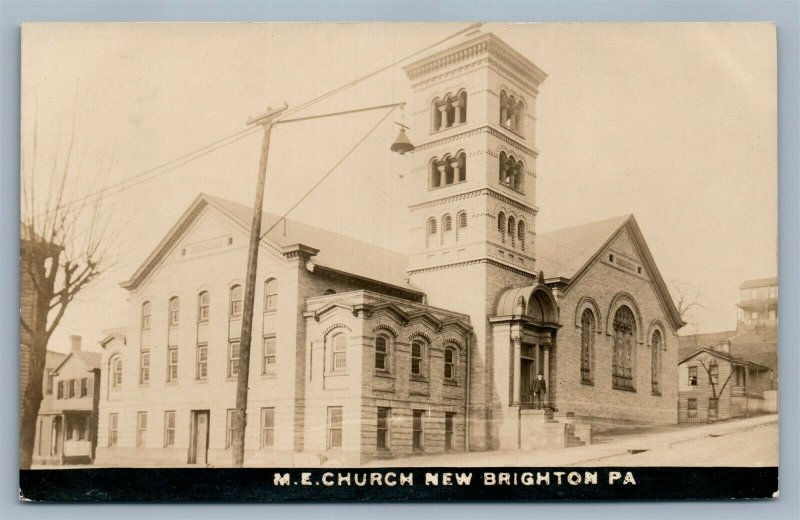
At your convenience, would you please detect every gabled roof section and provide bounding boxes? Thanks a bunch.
[51,351,101,375]
[678,348,771,371]
[122,193,420,294]
[537,215,685,331]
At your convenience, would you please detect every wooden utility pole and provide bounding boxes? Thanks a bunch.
[232,103,287,467]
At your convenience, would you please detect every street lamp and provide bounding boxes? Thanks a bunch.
[231,101,414,467]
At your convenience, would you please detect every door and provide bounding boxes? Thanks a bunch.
[189,410,209,465]
[51,416,63,456]
[520,358,536,403]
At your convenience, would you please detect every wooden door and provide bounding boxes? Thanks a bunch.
[189,410,209,465]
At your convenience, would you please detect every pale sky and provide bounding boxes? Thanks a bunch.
[21,23,777,353]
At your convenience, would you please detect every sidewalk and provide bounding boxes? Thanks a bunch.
[361,413,778,467]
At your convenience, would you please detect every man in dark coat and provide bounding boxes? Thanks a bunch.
[532,373,547,409]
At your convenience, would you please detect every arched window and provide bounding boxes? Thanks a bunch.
[499,151,508,184]
[432,91,468,132]
[499,89,525,133]
[456,211,467,242]
[198,291,209,322]
[411,340,425,377]
[229,285,243,318]
[441,214,453,245]
[264,279,277,312]
[517,220,526,251]
[651,330,663,395]
[331,333,347,372]
[444,346,457,381]
[580,309,595,384]
[612,306,636,391]
[507,216,516,248]
[499,153,523,191]
[430,158,442,188]
[141,301,151,330]
[426,218,438,249]
[375,335,389,371]
[456,151,466,182]
[430,151,467,189]
[497,211,506,242]
[110,357,123,388]
[169,297,180,327]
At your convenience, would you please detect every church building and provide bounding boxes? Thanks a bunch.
[95,32,684,466]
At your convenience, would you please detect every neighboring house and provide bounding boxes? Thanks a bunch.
[95,32,684,467]
[30,349,66,465]
[678,343,772,424]
[679,276,778,384]
[33,336,101,464]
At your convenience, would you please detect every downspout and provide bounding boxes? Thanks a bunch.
[465,330,472,452]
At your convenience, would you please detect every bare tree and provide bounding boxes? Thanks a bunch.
[670,280,705,322]
[19,116,112,469]
[696,353,735,422]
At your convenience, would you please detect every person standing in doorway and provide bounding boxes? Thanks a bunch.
[532,373,547,409]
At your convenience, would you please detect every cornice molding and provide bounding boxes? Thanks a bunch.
[408,187,538,214]
[413,126,538,158]
[408,257,536,278]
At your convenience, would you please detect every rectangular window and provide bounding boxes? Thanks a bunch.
[196,344,208,380]
[167,346,178,382]
[444,348,455,380]
[57,381,64,399]
[164,411,176,447]
[228,341,240,378]
[709,364,719,385]
[140,350,150,383]
[687,398,697,418]
[327,406,343,449]
[68,379,76,398]
[688,366,698,386]
[412,410,424,451]
[80,377,88,397]
[226,409,238,449]
[46,374,54,395]
[108,413,119,447]
[262,336,276,375]
[411,342,423,376]
[377,408,390,450]
[445,413,455,450]
[136,412,147,448]
[76,416,87,441]
[261,407,275,448]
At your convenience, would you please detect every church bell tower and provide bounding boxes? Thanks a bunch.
[402,31,547,449]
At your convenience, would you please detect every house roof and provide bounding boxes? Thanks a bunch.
[536,214,685,331]
[739,277,778,289]
[51,351,101,375]
[122,193,422,296]
[678,347,772,371]
[678,330,738,354]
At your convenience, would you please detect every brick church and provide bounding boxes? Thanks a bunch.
[95,32,684,467]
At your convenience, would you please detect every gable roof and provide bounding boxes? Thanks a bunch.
[537,214,685,331]
[51,350,101,375]
[122,193,421,295]
[678,347,771,371]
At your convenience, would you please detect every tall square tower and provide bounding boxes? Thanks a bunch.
[403,32,547,448]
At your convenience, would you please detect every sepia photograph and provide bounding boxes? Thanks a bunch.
[18,21,778,500]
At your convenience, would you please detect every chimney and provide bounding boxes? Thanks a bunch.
[70,335,82,353]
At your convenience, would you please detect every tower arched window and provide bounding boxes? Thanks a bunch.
[499,153,524,191]
[264,278,277,313]
[612,306,636,391]
[456,211,467,242]
[430,151,467,189]
[499,89,525,133]
[507,216,516,248]
[426,218,437,249]
[441,214,453,245]
[497,212,506,243]
[651,329,663,395]
[432,91,468,132]
[517,220,526,251]
[580,309,595,384]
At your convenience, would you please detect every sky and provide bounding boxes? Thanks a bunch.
[20,22,777,353]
